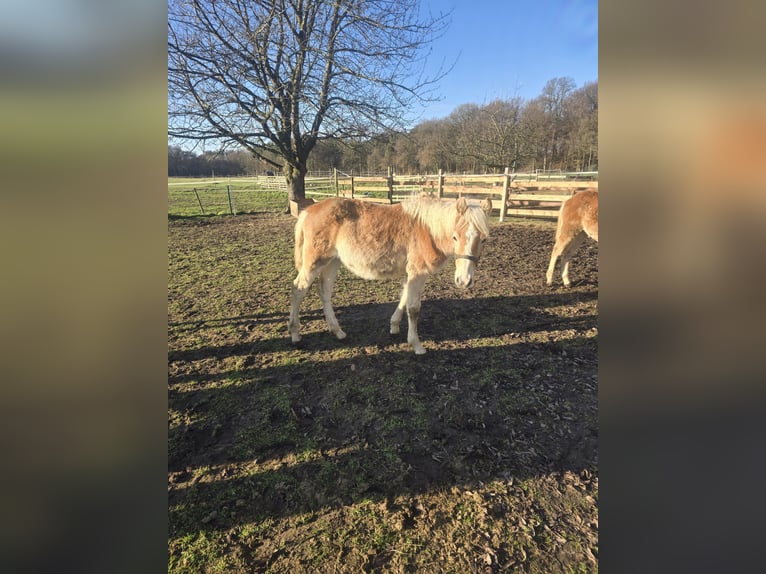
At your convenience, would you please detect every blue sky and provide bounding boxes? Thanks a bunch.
[417,0,598,120]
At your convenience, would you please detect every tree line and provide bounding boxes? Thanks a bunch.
[169,76,596,178]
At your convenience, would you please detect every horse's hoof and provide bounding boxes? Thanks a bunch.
[335,330,347,340]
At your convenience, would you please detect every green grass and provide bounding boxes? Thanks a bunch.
[169,185,288,216]
[169,530,234,573]
[168,175,433,218]
[169,177,297,216]
[167,175,363,217]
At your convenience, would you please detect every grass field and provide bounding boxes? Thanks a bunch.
[168,190,598,572]
[168,178,291,216]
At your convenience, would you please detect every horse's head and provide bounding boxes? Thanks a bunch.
[453,197,492,289]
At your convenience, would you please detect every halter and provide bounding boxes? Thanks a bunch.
[452,206,487,267]
[455,254,480,265]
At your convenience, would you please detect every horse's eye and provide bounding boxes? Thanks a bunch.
[452,235,458,242]
[481,238,487,244]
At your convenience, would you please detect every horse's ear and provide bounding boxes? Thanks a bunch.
[456,197,468,214]
[482,198,492,215]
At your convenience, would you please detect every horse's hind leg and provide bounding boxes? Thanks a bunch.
[546,236,568,286]
[560,231,586,287]
[390,279,408,335]
[317,258,346,339]
[289,265,321,343]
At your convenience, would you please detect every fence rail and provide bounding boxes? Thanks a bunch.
[168,169,597,220]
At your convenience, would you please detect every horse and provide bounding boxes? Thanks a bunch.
[288,195,492,354]
[546,189,598,287]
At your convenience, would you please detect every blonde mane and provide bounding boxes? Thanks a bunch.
[400,196,490,240]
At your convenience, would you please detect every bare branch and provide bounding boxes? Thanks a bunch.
[168,0,451,198]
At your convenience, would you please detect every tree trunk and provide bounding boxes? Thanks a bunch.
[286,165,307,202]
[285,163,312,216]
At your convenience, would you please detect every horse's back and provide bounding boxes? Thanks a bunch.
[300,197,404,237]
[563,189,598,240]
[301,197,395,222]
[296,198,410,279]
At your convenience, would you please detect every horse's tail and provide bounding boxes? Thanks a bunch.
[294,210,308,271]
[554,194,571,242]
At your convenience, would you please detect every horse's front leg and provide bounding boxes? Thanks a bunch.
[403,275,428,354]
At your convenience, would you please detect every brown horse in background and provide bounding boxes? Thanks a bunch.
[289,196,492,354]
[546,189,598,287]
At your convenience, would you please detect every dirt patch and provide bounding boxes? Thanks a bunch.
[168,211,598,573]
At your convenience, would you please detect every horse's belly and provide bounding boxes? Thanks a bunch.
[342,258,404,280]
[337,246,405,280]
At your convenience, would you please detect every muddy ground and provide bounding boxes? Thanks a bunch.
[168,209,598,573]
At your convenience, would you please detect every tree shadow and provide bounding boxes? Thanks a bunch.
[168,310,289,334]
[168,292,598,538]
[168,289,597,369]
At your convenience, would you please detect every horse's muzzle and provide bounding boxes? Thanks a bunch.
[455,254,479,288]
[455,276,474,289]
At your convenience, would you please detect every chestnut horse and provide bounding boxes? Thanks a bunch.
[289,196,492,354]
[546,189,598,287]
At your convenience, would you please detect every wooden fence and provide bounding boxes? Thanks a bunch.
[168,170,597,220]
[305,168,598,221]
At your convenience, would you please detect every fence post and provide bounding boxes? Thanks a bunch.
[500,167,511,222]
[227,184,235,215]
[334,167,339,197]
[387,166,394,203]
[350,174,355,199]
[437,169,444,198]
[192,187,205,215]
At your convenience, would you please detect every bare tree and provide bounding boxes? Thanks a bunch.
[168,0,450,203]
[392,131,420,174]
[446,103,481,172]
[412,119,453,173]
[537,77,576,170]
[563,81,598,170]
[449,99,524,173]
